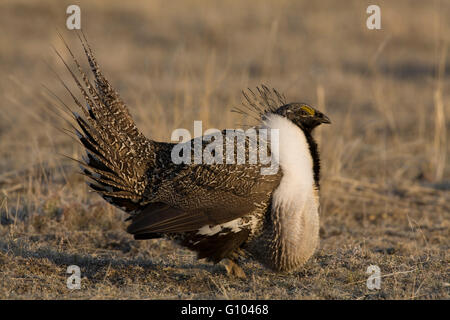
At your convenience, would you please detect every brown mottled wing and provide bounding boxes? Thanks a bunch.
[127,135,282,236]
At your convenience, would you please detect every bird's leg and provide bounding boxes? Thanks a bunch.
[222,258,246,279]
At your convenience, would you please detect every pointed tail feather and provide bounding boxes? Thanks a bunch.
[54,32,158,213]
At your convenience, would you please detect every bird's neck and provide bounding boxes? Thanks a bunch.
[299,127,321,189]
[260,114,320,271]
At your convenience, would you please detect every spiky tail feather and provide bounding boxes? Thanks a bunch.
[54,31,156,213]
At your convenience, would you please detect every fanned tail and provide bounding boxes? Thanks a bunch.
[54,31,157,213]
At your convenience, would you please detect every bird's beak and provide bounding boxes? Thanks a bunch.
[321,114,331,124]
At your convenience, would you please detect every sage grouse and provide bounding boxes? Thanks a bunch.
[54,34,330,278]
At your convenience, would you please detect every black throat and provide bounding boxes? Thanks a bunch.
[299,126,321,189]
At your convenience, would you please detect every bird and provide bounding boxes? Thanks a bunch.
[52,33,331,278]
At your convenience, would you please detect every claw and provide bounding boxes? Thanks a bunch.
[222,259,246,279]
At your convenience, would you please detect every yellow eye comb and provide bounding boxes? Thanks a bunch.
[300,105,315,115]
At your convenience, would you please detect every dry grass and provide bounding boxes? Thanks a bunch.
[0,0,449,299]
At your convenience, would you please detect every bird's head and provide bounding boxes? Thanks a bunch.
[274,103,331,132]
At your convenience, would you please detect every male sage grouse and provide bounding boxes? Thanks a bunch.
[53,33,330,278]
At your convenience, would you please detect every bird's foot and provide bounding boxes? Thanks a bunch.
[222,259,246,279]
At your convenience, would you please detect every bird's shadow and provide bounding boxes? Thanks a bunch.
[0,237,225,281]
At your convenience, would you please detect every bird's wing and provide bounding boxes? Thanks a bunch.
[127,132,282,236]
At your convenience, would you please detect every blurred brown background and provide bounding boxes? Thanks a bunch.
[0,0,448,299]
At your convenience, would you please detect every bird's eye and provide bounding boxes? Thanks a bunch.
[300,105,315,116]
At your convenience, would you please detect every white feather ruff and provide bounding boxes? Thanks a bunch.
[262,113,314,207]
[263,113,319,269]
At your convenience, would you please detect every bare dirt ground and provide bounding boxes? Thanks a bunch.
[0,0,448,299]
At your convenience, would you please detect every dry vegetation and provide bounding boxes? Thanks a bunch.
[0,0,449,299]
